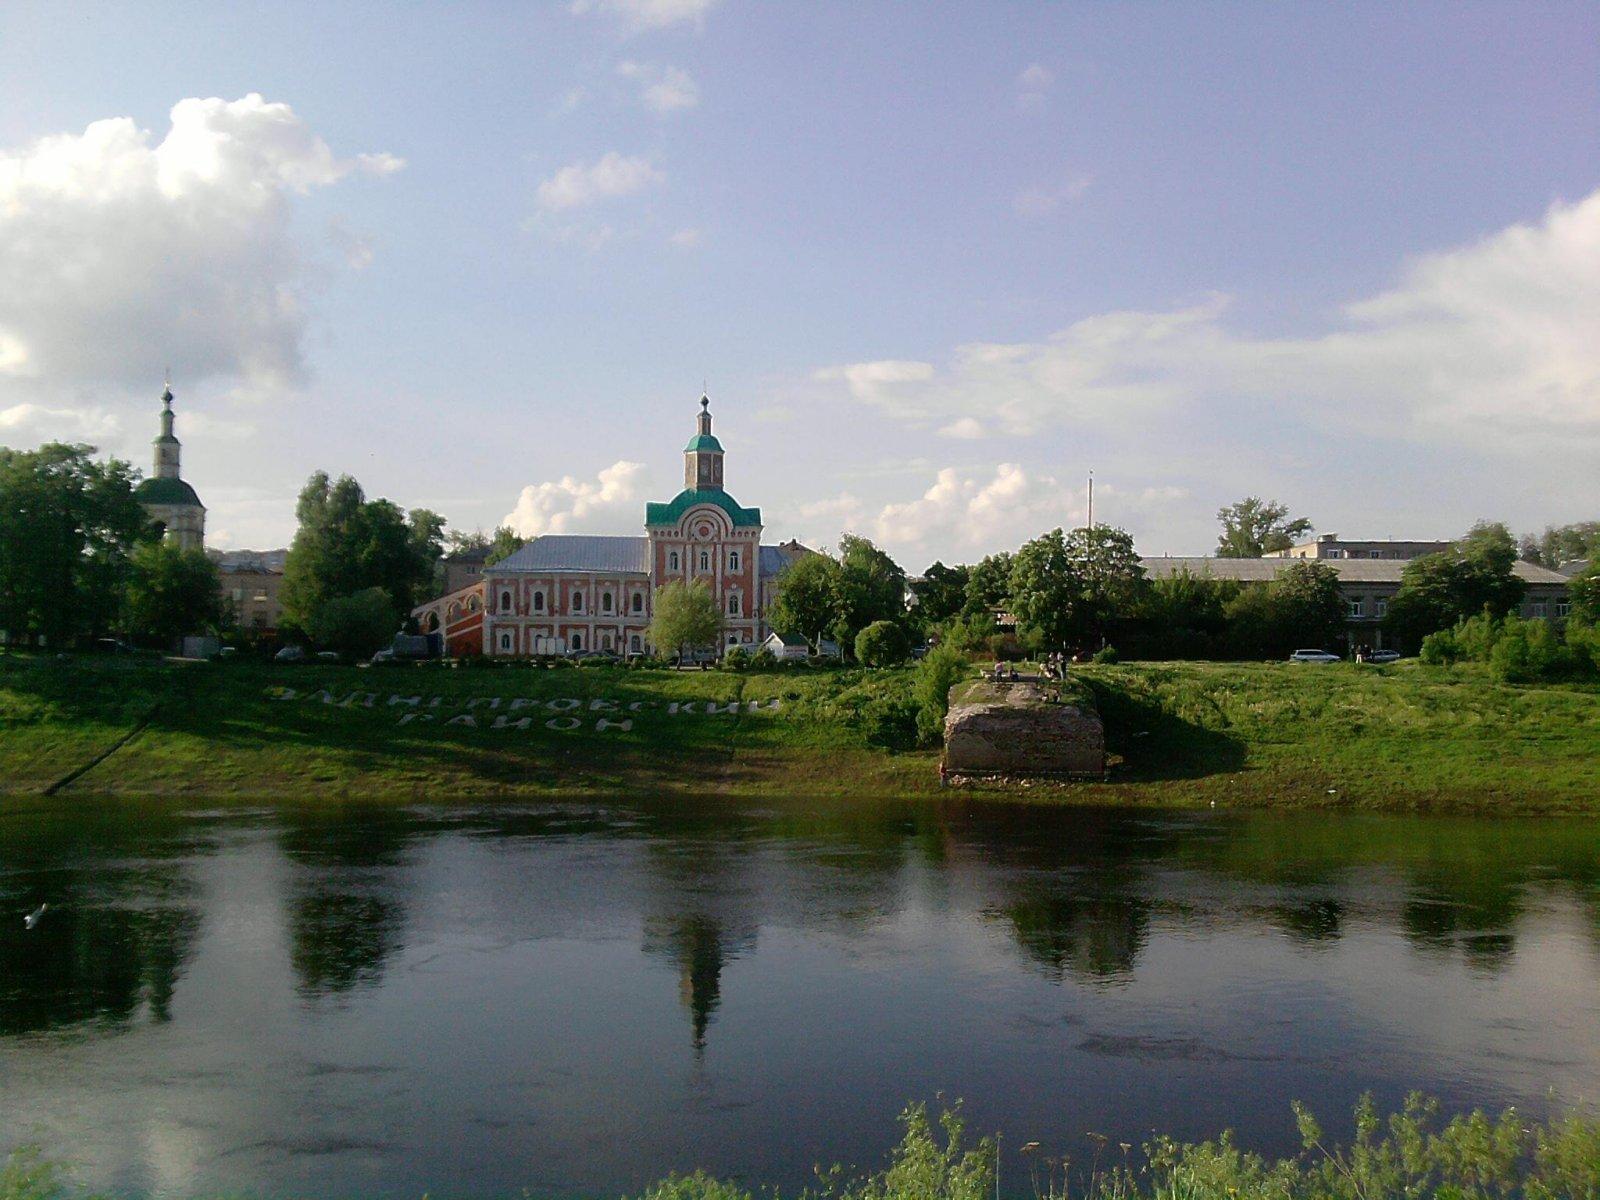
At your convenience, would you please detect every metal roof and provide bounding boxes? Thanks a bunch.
[644,488,762,528]
[684,433,724,453]
[492,535,650,574]
[1139,556,1572,586]
[135,476,204,508]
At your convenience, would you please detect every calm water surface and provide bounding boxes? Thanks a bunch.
[2,797,1599,1198]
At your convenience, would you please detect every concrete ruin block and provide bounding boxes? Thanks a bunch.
[943,679,1105,777]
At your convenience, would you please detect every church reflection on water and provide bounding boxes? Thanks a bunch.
[3,802,1600,1045]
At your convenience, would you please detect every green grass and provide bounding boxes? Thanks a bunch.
[0,654,1595,810]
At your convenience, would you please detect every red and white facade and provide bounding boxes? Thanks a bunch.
[414,397,810,657]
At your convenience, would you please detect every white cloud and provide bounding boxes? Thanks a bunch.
[0,94,401,398]
[814,187,1600,455]
[1013,175,1093,216]
[937,416,987,440]
[1016,62,1054,111]
[570,0,718,33]
[502,460,647,537]
[536,152,665,210]
[872,463,1080,558]
[669,226,703,248]
[617,61,700,113]
[0,402,122,442]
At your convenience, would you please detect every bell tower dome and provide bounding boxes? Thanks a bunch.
[683,394,725,491]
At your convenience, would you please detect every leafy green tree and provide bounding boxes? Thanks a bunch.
[309,587,397,661]
[484,526,527,566]
[1568,563,1600,624]
[123,541,222,644]
[910,561,970,629]
[1520,520,1600,568]
[648,579,722,661]
[914,642,969,745]
[0,443,148,646]
[767,551,842,648]
[1222,562,1345,658]
[961,551,1013,617]
[1216,496,1313,557]
[1385,523,1526,649]
[1064,524,1147,642]
[832,534,906,653]
[1007,529,1079,650]
[855,619,911,667]
[280,472,446,632]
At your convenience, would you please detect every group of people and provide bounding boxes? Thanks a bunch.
[987,652,1077,683]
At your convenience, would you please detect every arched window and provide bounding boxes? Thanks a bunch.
[630,634,641,653]
[448,602,462,621]
[499,632,512,652]
[572,592,584,612]
[602,592,613,613]
[601,634,613,651]
[728,593,741,616]
[532,591,544,612]
[467,594,481,612]
[500,590,512,613]
[669,550,680,571]
[571,633,583,652]
[699,550,710,572]
[631,592,643,614]
[424,612,440,632]
[729,550,740,571]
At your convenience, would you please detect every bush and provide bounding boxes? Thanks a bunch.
[855,620,911,667]
[750,646,777,668]
[914,642,969,746]
[723,645,750,671]
[859,695,920,750]
[1092,644,1119,664]
[309,588,396,661]
[1490,616,1572,683]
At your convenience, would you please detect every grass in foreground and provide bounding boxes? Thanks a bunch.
[5,1095,1598,1200]
[0,654,1596,810]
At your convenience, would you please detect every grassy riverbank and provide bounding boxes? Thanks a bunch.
[0,654,1595,809]
[5,1095,1598,1200]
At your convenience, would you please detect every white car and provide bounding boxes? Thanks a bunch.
[1289,649,1342,663]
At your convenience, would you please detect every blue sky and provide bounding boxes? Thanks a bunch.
[1,1,1597,564]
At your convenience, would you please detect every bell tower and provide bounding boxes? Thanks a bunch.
[683,395,724,491]
[154,383,181,480]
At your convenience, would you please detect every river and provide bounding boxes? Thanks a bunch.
[2,797,1598,1197]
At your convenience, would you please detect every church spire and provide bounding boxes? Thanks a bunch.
[153,378,181,480]
[684,392,725,491]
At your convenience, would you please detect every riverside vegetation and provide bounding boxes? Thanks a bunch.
[0,650,1595,809]
[4,1096,1599,1200]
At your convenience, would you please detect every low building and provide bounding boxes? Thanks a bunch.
[214,549,289,635]
[441,547,489,595]
[412,582,485,657]
[1266,534,1452,561]
[1140,555,1573,652]
[763,631,809,661]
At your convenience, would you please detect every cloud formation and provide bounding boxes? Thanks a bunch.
[617,61,700,113]
[1016,63,1054,111]
[570,0,717,33]
[0,94,401,397]
[815,188,1600,454]
[502,460,647,537]
[871,463,1080,557]
[536,152,665,210]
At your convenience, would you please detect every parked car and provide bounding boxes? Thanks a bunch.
[1289,649,1341,663]
[370,648,396,665]
[1365,649,1402,664]
[315,651,341,663]
[273,644,307,663]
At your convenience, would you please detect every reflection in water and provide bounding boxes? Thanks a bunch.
[0,799,1599,1199]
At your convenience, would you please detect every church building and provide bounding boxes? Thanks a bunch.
[135,382,206,551]
[414,396,810,657]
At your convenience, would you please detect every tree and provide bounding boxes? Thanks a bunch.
[1520,521,1600,568]
[1063,525,1147,643]
[123,541,222,644]
[648,579,722,661]
[833,534,906,654]
[962,551,1013,617]
[1224,562,1345,658]
[0,443,147,646]
[855,620,911,667]
[485,526,527,566]
[310,588,398,661]
[1216,497,1313,558]
[914,642,969,745]
[1567,563,1600,624]
[1384,523,1526,649]
[767,551,842,649]
[911,561,970,630]
[1007,529,1079,651]
[280,472,446,632]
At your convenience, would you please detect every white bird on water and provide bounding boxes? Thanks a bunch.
[23,904,47,930]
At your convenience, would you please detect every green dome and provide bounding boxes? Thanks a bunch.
[684,433,723,453]
[136,476,203,508]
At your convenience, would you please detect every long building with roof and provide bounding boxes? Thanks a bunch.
[413,396,812,656]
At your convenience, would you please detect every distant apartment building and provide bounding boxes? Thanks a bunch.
[1266,534,1453,561]
[214,549,288,634]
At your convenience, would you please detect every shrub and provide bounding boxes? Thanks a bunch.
[1490,616,1572,683]
[1418,627,1460,665]
[1092,644,1119,664]
[750,646,777,668]
[309,588,396,661]
[723,645,750,671]
[914,642,968,746]
[855,620,911,667]
[859,695,920,750]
